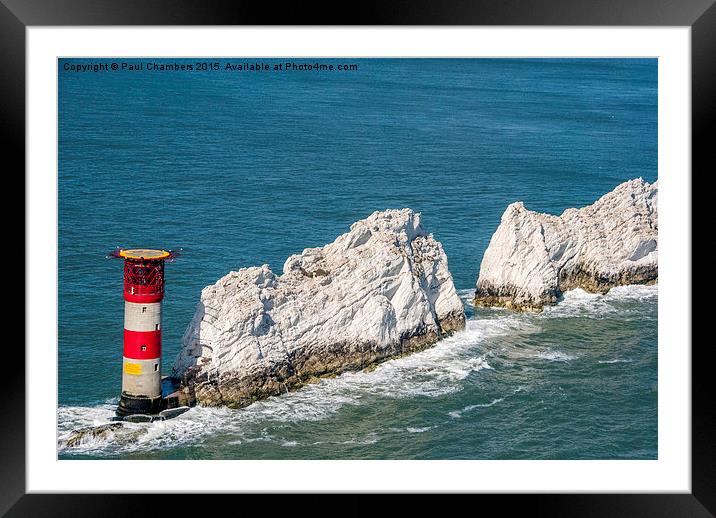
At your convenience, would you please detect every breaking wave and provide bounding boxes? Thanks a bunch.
[534,348,577,362]
[448,397,504,419]
[542,284,657,319]
[406,426,434,433]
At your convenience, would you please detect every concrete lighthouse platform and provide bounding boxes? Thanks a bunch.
[111,376,197,423]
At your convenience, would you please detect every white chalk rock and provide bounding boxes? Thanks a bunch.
[474,178,658,311]
[173,209,465,407]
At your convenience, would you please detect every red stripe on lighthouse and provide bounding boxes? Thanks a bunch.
[123,329,162,359]
[124,291,164,303]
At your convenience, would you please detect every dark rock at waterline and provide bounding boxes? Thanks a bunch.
[122,414,155,423]
[159,406,191,419]
[63,422,124,448]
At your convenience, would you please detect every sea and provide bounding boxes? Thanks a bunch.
[58,58,658,459]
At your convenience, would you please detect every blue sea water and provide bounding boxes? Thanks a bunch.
[58,58,657,459]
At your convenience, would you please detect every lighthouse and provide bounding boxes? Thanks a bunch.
[108,248,179,416]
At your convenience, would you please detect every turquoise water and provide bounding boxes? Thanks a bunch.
[58,58,657,459]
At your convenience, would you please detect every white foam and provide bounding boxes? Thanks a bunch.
[406,426,434,433]
[603,284,658,300]
[448,397,504,419]
[57,402,120,443]
[341,432,380,445]
[542,284,657,319]
[457,288,476,306]
[598,358,634,364]
[534,348,577,362]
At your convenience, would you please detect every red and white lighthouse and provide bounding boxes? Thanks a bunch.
[109,248,179,416]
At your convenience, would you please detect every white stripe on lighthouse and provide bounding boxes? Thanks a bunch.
[122,357,162,397]
[124,301,162,332]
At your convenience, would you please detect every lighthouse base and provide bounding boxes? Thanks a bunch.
[116,393,163,417]
[115,377,196,417]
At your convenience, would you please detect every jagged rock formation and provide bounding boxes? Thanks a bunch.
[173,209,465,408]
[63,423,124,448]
[474,178,658,311]
[61,422,149,448]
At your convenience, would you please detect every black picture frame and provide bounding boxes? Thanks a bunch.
[6,0,710,515]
